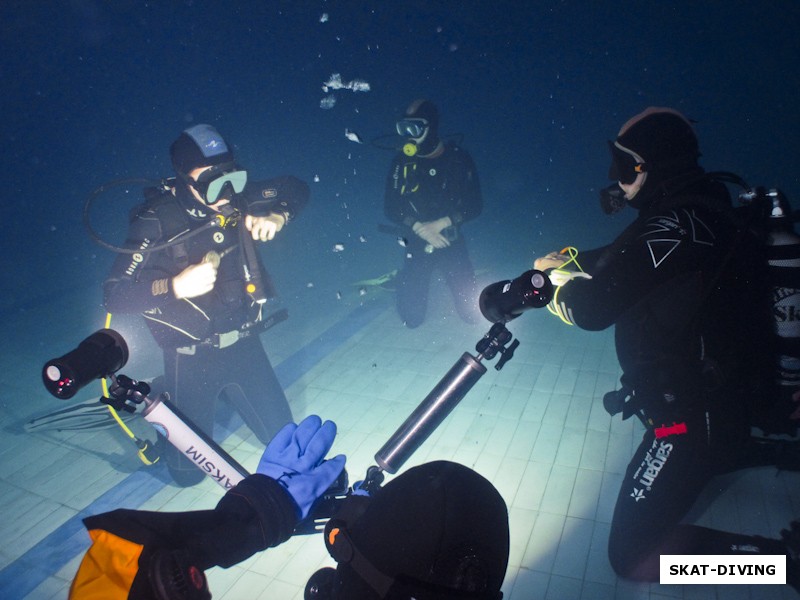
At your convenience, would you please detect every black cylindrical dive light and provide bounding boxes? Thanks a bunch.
[42,329,249,489]
[479,269,553,323]
[42,329,129,399]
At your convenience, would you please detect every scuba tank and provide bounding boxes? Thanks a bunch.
[737,184,800,435]
[763,189,800,395]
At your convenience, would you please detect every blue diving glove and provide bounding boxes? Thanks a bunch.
[256,415,346,519]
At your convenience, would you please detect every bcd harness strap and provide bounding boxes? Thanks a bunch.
[175,308,289,354]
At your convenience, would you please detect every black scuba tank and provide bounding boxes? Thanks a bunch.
[765,190,800,399]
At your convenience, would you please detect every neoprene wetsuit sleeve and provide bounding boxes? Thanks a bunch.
[186,474,299,568]
[103,208,179,314]
[383,156,406,227]
[447,147,482,226]
[550,235,653,331]
[70,475,298,599]
[552,207,724,331]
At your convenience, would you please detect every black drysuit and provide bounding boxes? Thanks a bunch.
[104,177,308,486]
[70,474,297,599]
[384,142,482,328]
[551,177,788,579]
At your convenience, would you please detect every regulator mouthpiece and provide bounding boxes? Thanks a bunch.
[402,141,418,157]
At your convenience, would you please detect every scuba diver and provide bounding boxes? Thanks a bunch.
[68,416,510,600]
[384,99,482,328]
[103,123,309,487]
[533,107,800,588]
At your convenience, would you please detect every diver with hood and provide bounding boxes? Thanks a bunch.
[103,124,309,487]
[384,99,482,328]
[68,415,510,600]
[533,107,800,587]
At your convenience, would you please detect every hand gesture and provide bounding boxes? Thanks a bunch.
[413,217,452,249]
[549,270,592,287]
[533,251,569,271]
[172,260,218,299]
[256,415,346,519]
[245,213,286,242]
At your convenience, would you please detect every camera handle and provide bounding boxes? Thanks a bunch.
[294,322,520,531]
[100,321,521,524]
[103,375,250,489]
[44,270,548,534]
[360,322,518,493]
[105,374,349,537]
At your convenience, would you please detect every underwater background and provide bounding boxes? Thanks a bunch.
[1,1,799,599]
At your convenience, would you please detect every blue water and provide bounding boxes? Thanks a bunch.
[1,2,799,599]
[3,1,798,312]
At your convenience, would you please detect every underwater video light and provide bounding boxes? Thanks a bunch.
[479,269,553,323]
[42,329,129,399]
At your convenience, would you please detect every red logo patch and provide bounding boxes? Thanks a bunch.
[654,422,687,438]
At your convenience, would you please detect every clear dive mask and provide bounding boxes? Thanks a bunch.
[396,118,428,138]
[397,119,429,157]
[190,162,248,205]
[607,140,647,185]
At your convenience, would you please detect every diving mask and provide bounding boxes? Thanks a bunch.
[190,162,248,205]
[396,118,428,139]
[607,140,647,185]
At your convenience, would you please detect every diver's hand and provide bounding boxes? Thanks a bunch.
[534,251,569,271]
[413,217,452,249]
[245,213,286,242]
[549,269,592,287]
[172,261,218,299]
[256,415,346,519]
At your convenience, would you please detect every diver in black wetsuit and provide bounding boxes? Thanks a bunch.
[534,108,800,587]
[104,124,309,487]
[384,99,482,328]
[69,416,509,600]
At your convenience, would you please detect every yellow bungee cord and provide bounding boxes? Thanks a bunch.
[546,246,586,325]
[101,312,159,465]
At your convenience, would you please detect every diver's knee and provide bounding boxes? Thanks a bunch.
[403,317,423,329]
[608,548,637,579]
[398,308,424,328]
[607,531,643,579]
[607,535,658,581]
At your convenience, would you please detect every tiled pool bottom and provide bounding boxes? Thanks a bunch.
[1,294,798,599]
